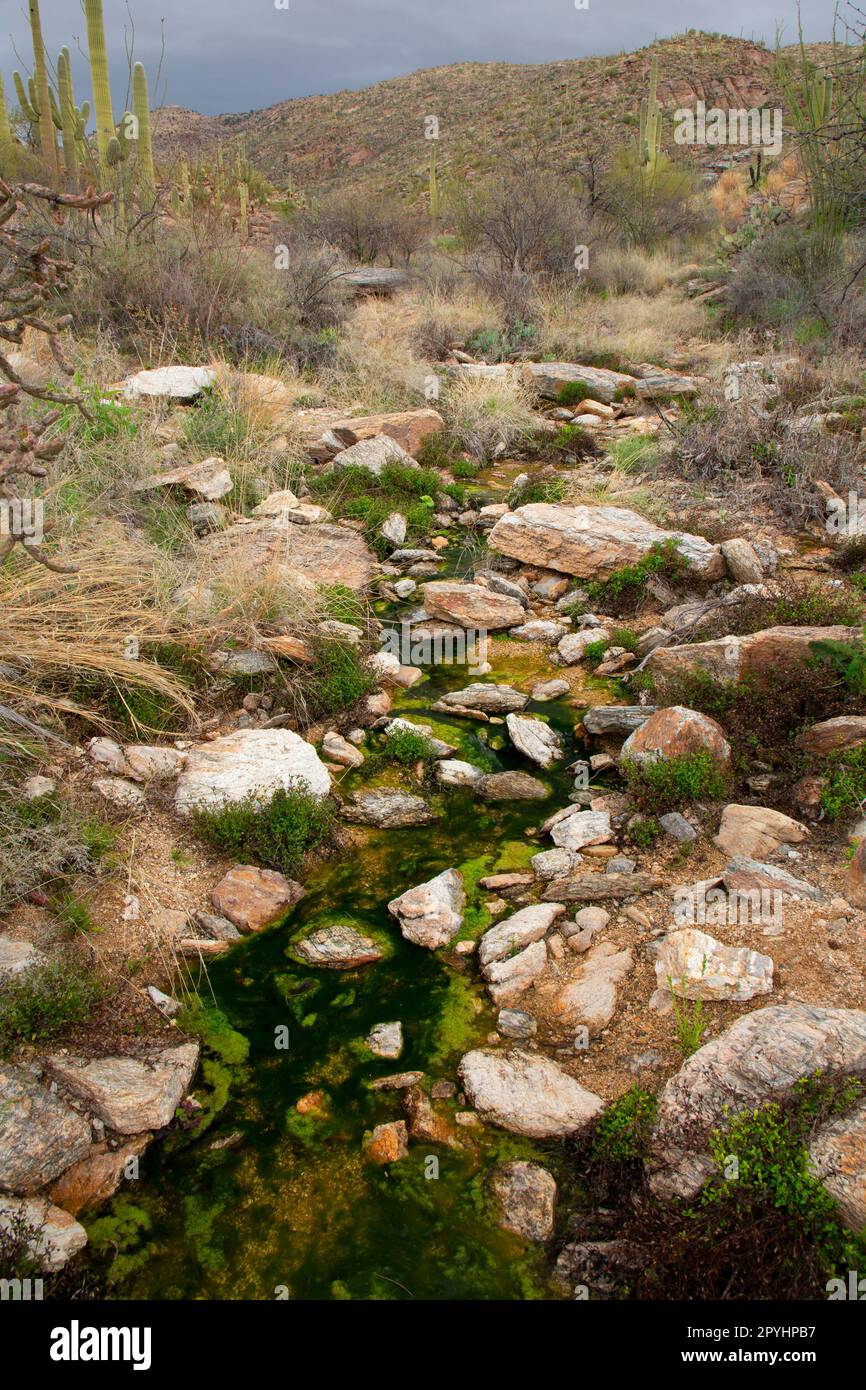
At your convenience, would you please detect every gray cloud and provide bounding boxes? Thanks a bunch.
[1,0,840,116]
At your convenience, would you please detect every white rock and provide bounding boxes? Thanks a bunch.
[656,928,774,1001]
[435,759,483,788]
[549,808,612,852]
[322,731,365,768]
[0,1197,87,1271]
[458,1049,603,1137]
[175,728,331,816]
[505,712,564,769]
[121,365,216,400]
[367,1022,403,1059]
[388,868,465,949]
[479,904,565,968]
[558,629,611,664]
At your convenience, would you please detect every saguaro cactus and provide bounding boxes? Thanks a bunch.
[0,73,16,177]
[238,180,249,239]
[57,49,79,182]
[806,72,833,130]
[132,62,155,201]
[428,144,440,218]
[638,54,662,176]
[84,0,115,177]
[27,0,58,177]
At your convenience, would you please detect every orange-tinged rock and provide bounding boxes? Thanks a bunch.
[620,706,731,769]
[211,865,304,932]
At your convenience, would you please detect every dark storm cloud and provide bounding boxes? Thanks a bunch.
[1,0,840,115]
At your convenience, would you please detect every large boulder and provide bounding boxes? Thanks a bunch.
[505,713,564,769]
[521,361,637,404]
[488,1160,557,1241]
[646,626,860,683]
[121,364,216,400]
[388,868,465,949]
[655,928,774,1001]
[483,940,549,1006]
[0,1066,92,1194]
[808,1099,866,1231]
[546,941,634,1033]
[44,1044,200,1136]
[341,789,436,827]
[325,407,444,456]
[195,516,375,594]
[796,716,866,756]
[488,504,724,580]
[620,705,731,769]
[421,581,524,630]
[714,804,807,859]
[211,865,304,932]
[648,1005,866,1200]
[458,1049,603,1137]
[175,728,331,816]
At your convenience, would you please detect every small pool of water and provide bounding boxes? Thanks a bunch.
[88,642,590,1300]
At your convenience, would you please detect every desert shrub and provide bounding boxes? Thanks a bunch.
[309,458,455,552]
[0,948,103,1053]
[0,791,98,912]
[693,578,865,643]
[455,164,593,281]
[270,226,350,331]
[191,783,336,877]
[413,316,458,361]
[464,320,537,363]
[305,638,376,717]
[586,540,690,614]
[820,744,866,819]
[441,374,541,461]
[306,192,426,265]
[626,816,662,848]
[598,149,708,250]
[811,626,866,695]
[592,1086,657,1167]
[725,222,866,346]
[372,727,438,767]
[667,387,863,525]
[623,748,730,811]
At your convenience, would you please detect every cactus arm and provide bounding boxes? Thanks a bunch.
[132,63,155,201]
[84,0,115,177]
[27,0,58,175]
[57,49,79,182]
[13,71,39,126]
[0,73,17,177]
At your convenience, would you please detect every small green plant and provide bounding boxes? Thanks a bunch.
[820,744,866,819]
[624,749,729,812]
[587,540,689,613]
[608,436,659,474]
[592,1085,657,1165]
[582,637,609,667]
[375,726,438,767]
[0,949,103,1053]
[627,815,661,847]
[55,376,138,443]
[306,637,376,717]
[554,380,593,406]
[669,970,706,1057]
[53,892,97,935]
[811,627,866,695]
[611,626,638,652]
[191,783,335,877]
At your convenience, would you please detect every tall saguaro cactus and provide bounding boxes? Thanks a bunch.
[132,62,155,201]
[27,0,58,177]
[84,0,115,178]
[0,73,16,177]
[638,54,662,176]
[57,49,79,182]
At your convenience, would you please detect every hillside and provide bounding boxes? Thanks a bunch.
[154,32,783,198]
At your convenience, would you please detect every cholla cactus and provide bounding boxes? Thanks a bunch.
[0,177,111,572]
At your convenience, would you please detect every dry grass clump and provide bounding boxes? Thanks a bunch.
[534,282,711,370]
[319,294,430,412]
[582,246,681,297]
[440,372,540,461]
[0,534,196,745]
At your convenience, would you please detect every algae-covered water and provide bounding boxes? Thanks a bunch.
[89,637,593,1301]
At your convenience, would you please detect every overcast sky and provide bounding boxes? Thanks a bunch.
[1,0,841,116]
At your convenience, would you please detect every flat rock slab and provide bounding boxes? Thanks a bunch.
[476,771,549,801]
[484,939,549,1006]
[582,705,657,737]
[546,941,634,1033]
[197,517,375,593]
[436,683,529,713]
[388,868,464,949]
[714,804,807,859]
[0,1065,92,1194]
[646,625,861,683]
[521,361,637,404]
[341,789,436,827]
[478,904,565,968]
[549,808,612,852]
[211,865,304,932]
[294,924,383,969]
[656,927,774,1001]
[542,872,662,902]
[488,1160,557,1241]
[422,581,524,630]
[333,433,413,475]
[649,1004,866,1200]
[134,457,233,501]
[796,716,866,756]
[458,1049,603,1138]
[175,728,331,816]
[45,1044,200,1135]
[722,857,824,903]
[121,365,216,400]
[488,503,723,580]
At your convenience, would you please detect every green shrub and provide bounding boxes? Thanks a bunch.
[554,380,593,406]
[627,815,661,848]
[0,949,103,1053]
[623,748,729,811]
[811,627,866,695]
[191,783,335,877]
[587,540,689,614]
[582,638,609,667]
[374,727,438,767]
[592,1086,657,1165]
[820,744,866,819]
[306,638,376,717]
